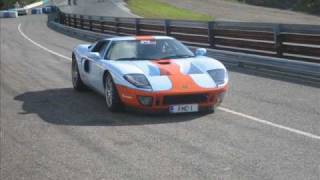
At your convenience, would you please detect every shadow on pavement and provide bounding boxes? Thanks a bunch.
[14,88,204,126]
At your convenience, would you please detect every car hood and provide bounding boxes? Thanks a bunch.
[110,57,227,91]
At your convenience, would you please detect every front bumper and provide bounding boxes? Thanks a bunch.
[116,84,228,113]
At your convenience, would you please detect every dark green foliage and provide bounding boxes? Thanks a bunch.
[238,0,320,15]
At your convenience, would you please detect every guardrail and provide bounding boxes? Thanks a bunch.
[55,11,320,64]
[48,19,320,82]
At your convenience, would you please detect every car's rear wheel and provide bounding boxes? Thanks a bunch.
[105,74,123,112]
[72,58,86,91]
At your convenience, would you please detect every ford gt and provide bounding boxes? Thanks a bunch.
[72,36,228,113]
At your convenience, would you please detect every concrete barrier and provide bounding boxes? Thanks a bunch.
[0,11,18,18]
[42,6,53,14]
[31,8,43,15]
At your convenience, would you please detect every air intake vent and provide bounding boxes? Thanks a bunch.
[156,61,171,65]
[163,94,208,105]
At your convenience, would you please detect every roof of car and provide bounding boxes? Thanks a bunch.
[106,36,175,41]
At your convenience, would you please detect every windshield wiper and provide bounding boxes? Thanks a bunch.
[158,54,195,60]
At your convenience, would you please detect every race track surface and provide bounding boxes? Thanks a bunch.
[56,0,137,17]
[1,12,320,180]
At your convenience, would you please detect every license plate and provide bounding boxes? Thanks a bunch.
[169,104,199,113]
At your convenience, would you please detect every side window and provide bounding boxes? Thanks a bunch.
[106,41,137,60]
[91,40,110,58]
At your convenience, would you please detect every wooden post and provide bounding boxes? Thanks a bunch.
[208,21,215,48]
[56,10,61,23]
[73,14,77,28]
[67,14,71,26]
[59,12,64,24]
[135,18,140,35]
[89,16,93,31]
[115,18,119,35]
[164,20,171,36]
[274,24,283,57]
[80,15,83,29]
[100,17,104,33]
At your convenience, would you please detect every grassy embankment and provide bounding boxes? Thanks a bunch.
[127,0,213,21]
[234,0,320,15]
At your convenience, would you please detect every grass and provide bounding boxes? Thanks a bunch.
[127,0,213,21]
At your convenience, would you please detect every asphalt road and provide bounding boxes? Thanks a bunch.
[1,10,320,180]
[56,0,138,17]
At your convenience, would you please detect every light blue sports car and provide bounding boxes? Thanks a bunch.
[72,36,228,113]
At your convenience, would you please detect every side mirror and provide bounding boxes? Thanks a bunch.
[88,52,101,60]
[195,48,207,56]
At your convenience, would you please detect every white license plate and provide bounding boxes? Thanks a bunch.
[169,104,199,113]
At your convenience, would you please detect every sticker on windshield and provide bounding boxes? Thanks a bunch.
[140,40,157,45]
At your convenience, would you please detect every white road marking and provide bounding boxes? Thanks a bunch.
[18,24,72,61]
[218,107,320,140]
[18,23,320,141]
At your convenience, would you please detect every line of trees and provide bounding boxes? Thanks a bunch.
[238,0,320,15]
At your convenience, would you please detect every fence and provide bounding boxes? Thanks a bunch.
[55,12,320,63]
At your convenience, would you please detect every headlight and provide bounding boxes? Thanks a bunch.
[124,74,151,89]
[208,69,228,87]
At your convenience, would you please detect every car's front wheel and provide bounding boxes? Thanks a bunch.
[105,74,123,112]
[72,58,86,91]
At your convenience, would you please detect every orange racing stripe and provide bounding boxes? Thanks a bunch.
[152,60,204,93]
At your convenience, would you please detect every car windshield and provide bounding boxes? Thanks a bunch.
[107,39,195,61]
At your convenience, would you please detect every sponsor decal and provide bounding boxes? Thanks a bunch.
[140,40,157,45]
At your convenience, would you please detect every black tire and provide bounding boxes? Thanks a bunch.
[209,106,216,114]
[200,106,215,115]
[72,57,86,91]
[104,73,123,112]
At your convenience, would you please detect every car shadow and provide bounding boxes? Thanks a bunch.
[14,88,205,126]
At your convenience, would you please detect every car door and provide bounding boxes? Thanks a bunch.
[82,40,110,92]
[81,41,100,85]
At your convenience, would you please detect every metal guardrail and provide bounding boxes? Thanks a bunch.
[48,20,320,81]
[47,9,320,81]
[54,11,320,64]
